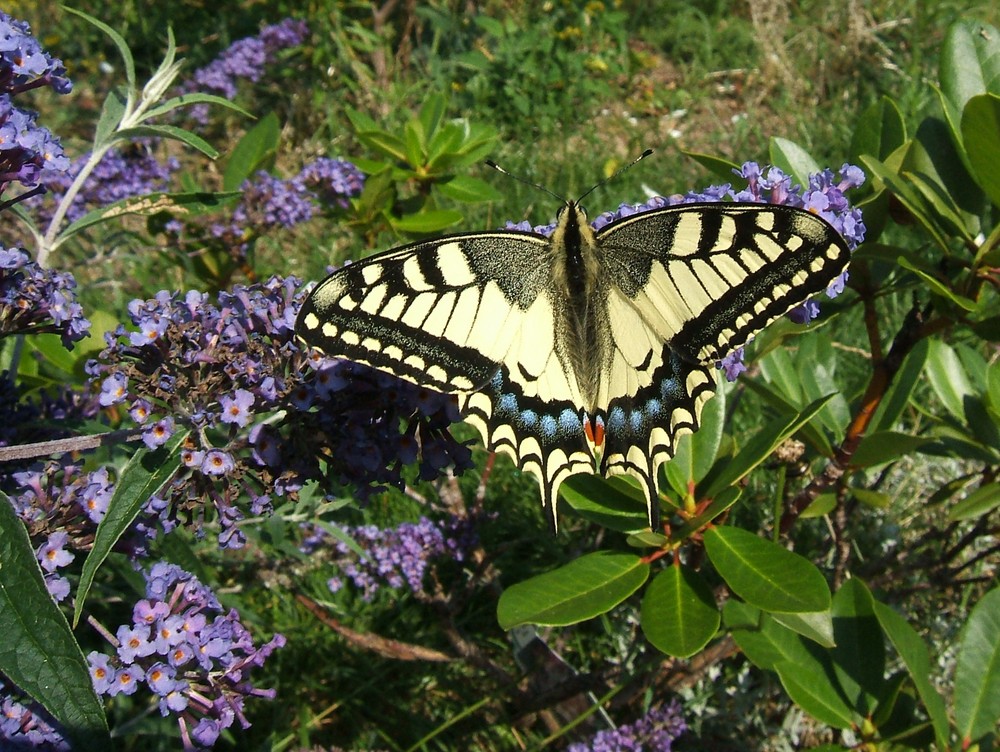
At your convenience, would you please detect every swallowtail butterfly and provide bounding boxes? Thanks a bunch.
[296,171,851,532]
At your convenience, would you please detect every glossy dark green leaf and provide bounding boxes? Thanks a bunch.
[860,154,949,251]
[670,487,741,543]
[775,658,857,729]
[560,475,647,533]
[640,565,719,658]
[873,338,929,431]
[799,493,836,519]
[703,395,835,498]
[938,20,1000,152]
[850,96,907,164]
[223,112,280,191]
[771,610,836,648]
[724,601,822,669]
[497,550,649,629]
[851,431,928,467]
[908,117,985,236]
[953,586,1000,743]
[896,256,977,311]
[830,579,884,716]
[949,481,1000,521]
[926,339,976,419]
[0,493,110,750]
[705,527,831,613]
[73,431,188,627]
[873,601,950,750]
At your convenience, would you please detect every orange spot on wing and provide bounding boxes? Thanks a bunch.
[583,413,605,448]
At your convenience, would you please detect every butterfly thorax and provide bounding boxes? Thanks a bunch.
[548,202,611,410]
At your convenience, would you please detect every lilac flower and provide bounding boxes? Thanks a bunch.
[299,156,365,209]
[0,12,72,95]
[567,701,686,752]
[0,678,70,750]
[87,564,283,747]
[0,244,91,348]
[0,94,69,194]
[143,416,175,449]
[79,466,113,522]
[37,530,73,572]
[88,277,471,548]
[178,18,309,124]
[309,515,480,600]
[219,388,254,426]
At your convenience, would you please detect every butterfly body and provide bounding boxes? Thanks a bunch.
[297,199,850,532]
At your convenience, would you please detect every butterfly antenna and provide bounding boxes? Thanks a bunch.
[576,148,654,204]
[485,160,566,203]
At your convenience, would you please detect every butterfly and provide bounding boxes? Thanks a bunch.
[296,184,851,532]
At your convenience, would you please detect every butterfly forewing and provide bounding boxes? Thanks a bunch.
[297,200,851,532]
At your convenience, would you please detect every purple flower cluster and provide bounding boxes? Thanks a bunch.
[179,19,309,122]
[306,515,479,600]
[0,677,69,751]
[88,276,470,548]
[5,459,115,600]
[566,701,686,752]
[31,144,179,226]
[87,562,285,749]
[0,12,71,95]
[0,14,71,201]
[168,158,365,275]
[0,94,69,198]
[0,245,91,346]
[299,157,366,210]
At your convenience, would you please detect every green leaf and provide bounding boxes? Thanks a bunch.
[140,92,253,122]
[949,481,1000,521]
[953,586,1000,744]
[873,601,951,750]
[859,154,950,252]
[703,395,835,498]
[682,150,740,180]
[665,382,725,496]
[850,488,891,509]
[497,550,649,629]
[850,96,907,164]
[775,660,858,729]
[223,111,281,191]
[57,191,240,243]
[418,93,447,143]
[73,431,189,627]
[640,565,720,658]
[908,117,985,236]
[560,475,647,533]
[851,431,928,468]
[938,20,1000,152]
[389,209,464,234]
[830,579,884,715]
[0,493,110,750]
[114,124,219,158]
[925,339,976,419]
[896,255,978,311]
[962,93,1000,208]
[724,601,818,669]
[771,610,836,648]
[356,129,410,162]
[705,527,831,613]
[93,87,127,148]
[873,338,929,431]
[435,175,503,203]
[799,493,836,519]
[769,137,822,189]
[670,487,741,543]
[65,6,135,98]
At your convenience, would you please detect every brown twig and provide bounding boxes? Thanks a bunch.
[0,428,144,463]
